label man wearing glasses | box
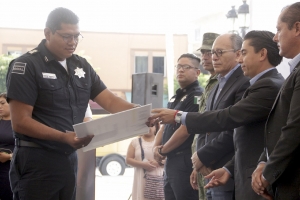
[150,33,250,200]
[153,53,203,200]
[6,7,138,200]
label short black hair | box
[281,2,300,30]
[177,53,201,67]
[244,30,282,67]
[46,7,79,33]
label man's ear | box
[196,68,201,76]
[260,48,268,61]
[295,22,300,36]
[44,28,52,41]
[235,50,241,62]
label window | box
[135,56,148,73]
[133,50,166,76]
[2,44,35,56]
[153,56,164,74]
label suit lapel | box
[213,66,243,109]
[207,83,218,111]
[268,64,299,118]
[243,69,279,99]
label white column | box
[165,32,174,99]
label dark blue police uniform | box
[6,39,106,200]
[162,80,203,200]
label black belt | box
[15,139,42,148]
[167,148,191,158]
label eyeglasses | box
[211,49,236,57]
[200,50,212,57]
[55,32,84,43]
[175,64,198,70]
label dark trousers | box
[0,161,13,200]
[164,152,198,200]
[9,147,77,200]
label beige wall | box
[0,28,188,93]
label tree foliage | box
[0,54,19,93]
[164,73,210,95]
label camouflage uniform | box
[191,32,219,200]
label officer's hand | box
[64,131,94,149]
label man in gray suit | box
[151,33,250,200]
[252,3,300,199]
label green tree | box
[163,73,211,104]
[170,73,210,94]
[0,54,19,93]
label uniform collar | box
[37,39,79,64]
[176,80,199,95]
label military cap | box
[197,32,220,51]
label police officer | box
[6,7,137,200]
[152,53,203,200]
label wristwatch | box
[174,111,183,124]
[158,146,167,156]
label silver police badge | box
[74,67,85,78]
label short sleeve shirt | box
[6,39,106,154]
[162,80,203,154]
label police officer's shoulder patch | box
[11,62,27,75]
[28,49,38,54]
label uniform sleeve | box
[80,58,107,100]
[6,56,38,106]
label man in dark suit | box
[151,33,250,200]
[198,31,284,200]
[252,3,300,200]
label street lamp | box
[226,6,238,34]
[238,0,250,38]
[226,0,250,38]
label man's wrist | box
[158,146,167,156]
[174,111,183,123]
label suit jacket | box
[186,69,284,199]
[189,66,250,192]
[193,66,249,169]
[259,62,300,199]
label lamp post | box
[226,0,250,38]
[238,0,250,38]
[226,6,238,34]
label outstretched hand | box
[147,108,177,124]
[204,168,230,189]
